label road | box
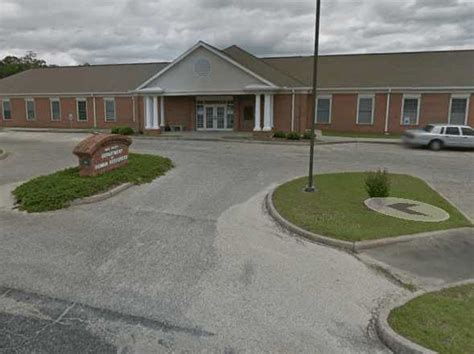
[0,131,472,352]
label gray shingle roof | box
[0,62,168,94]
[262,50,474,88]
[0,46,472,95]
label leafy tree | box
[0,51,48,78]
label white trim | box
[49,97,61,121]
[263,94,273,131]
[1,86,473,98]
[152,96,159,129]
[356,94,375,125]
[104,97,116,122]
[76,97,88,121]
[400,94,421,126]
[135,41,277,90]
[291,91,296,131]
[316,95,332,124]
[2,97,11,120]
[384,89,392,133]
[254,94,262,131]
[448,94,470,125]
[25,98,36,121]
[160,96,165,127]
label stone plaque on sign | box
[73,133,132,177]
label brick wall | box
[0,96,136,130]
[163,96,195,131]
[468,94,474,127]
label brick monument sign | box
[73,133,132,177]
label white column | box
[263,94,273,131]
[270,94,274,129]
[145,96,152,129]
[160,96,166,127]
[254,94,261,131]
[153,96,159,129]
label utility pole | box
[305,0,321,193]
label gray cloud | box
[0,0,472,65]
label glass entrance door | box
[203,105,229,130]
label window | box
[76,99,87,121]
[401,96,420,125]
[316,96,331,124]
[449,96,468,125]
[357,95,374,125]
[445,127,460,135]
[50,98,61,121]
[26,99,36,120]
[2,98,11,120]
[461,127,474,136]
[104,98,116,122]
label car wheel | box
[428,140,443,151]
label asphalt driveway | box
[0,131,473,352]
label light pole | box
[305,0,321,193]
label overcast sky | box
[0,0,473,65]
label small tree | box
[365,169,391,198]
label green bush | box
[365,169,391,198]
[286,132,301,140]
[303,130,313,140]
[273,131,287,139]
[111,126,134,135]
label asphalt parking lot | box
[0,131,473,352]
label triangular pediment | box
[137,42,276,94]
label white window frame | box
[2,98,11,120]
[25,98,36,121]
[356,94,375,125]
[316,95,332,124]
[50,98,61,121]
[400,94,421,126]
[104,98,116,122]
[448,94,470,125]
[76,98,88,121]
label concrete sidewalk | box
[1,127,401,145]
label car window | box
[440,127,445,134]
[445,127,460,135]
[422,125,434,132]
[461,128,474,136]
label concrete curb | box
[0,148,8,161]
[135,135,400,146]
[376,279,474,354]
[265,187,473,252]
[69,183,133,207]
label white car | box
[402,124,474,151]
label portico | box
[137,42,278,133]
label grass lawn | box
[272,173,471,241]
[389,284,474,353]
[13,153,173,213]
[322,131,402,139]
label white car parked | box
[402,124,474,151]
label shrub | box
[303,130,313,140]
[111,126,134,135]
[286,131,301,140]
[365,169,391,198]
[273,131,287,139]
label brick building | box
[0,42,473,134]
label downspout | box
[384,88,392,134]
[92,93,97,129]
[291,89,296,132]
